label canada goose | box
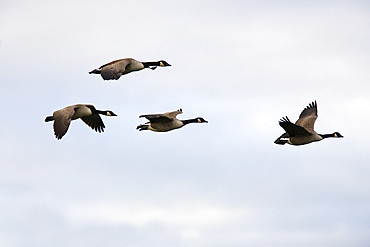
[89,58,171,80]
[274,101,343,145]
[136,108,208,132]
[45,104,117,140]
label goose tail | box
[136,124,149,131]
[274,138,288,145]
[45,116,54,122]
[89,69,101,74]
[274,133,289,145]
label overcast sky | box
[1,0,370,246]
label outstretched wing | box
[139,109,183,123]
[279,116,311,137]
[100,59,132,80]
[295,101,318,132]
[52,106,76,140]
[165,109,183,119]
[139,114,172,123]
[81,114,105,133]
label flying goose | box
[136,108,208,132]
[45,104,117,140]
[89,58,171,80]
[274,101,343,145]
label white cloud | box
[66,201,247,228]
[1,0,370,246]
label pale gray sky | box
[1,0,370,246]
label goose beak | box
[334,132,343,138]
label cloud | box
[66,201,246,228]
[1,1,370,247]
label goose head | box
[104,111,117,117]
[196,117,208,123]
[159,60,171,67]
[333,132,343,138]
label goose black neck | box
[142,61,160,68]
[85,105,99,114]
[95,110,108,115]
[181,118,198,125]
[319,133,335,139]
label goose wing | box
[81,114,105,133]
[295,101,318,132]
[164,109,183,119]
[279,117,311,137]
[139,113,173,123]
[100,59,132,80]
[140,109,182,123]
[52,106,76,139]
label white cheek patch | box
[197,119,201,123]
[159,61,164,66]
[107,112,112,116]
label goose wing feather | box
[165,110,183,119]
[139,114,173,123]
[139,110,182,123]
[81,115,105,133]
[279,117,311,137]
[52,106,76,139]
[100,59,132,80]
[295,101,318,132]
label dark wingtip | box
[307,100,317,109]
[279,116,290,123]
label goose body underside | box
[137,120,184,132]
[275,133,323,145]
[149,121,184,132]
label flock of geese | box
[45,57,343,145]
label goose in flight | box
[45,104,117,140]
[137,108,207,132]
[89,58,171,80]
[274,101,343,145]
